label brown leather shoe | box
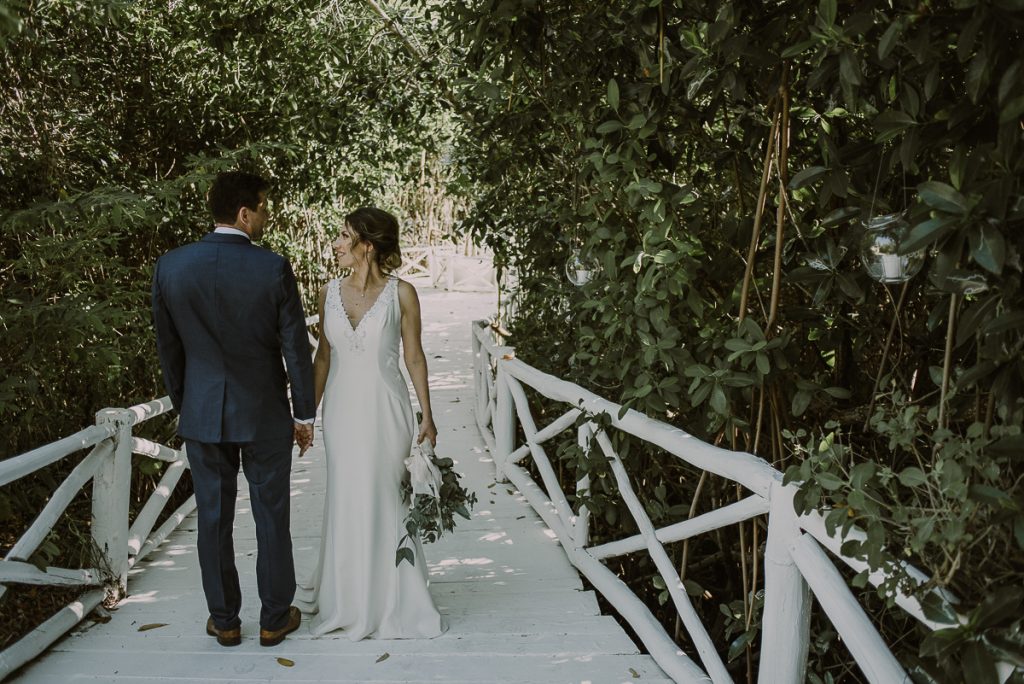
[206,617,241,647]
[259,606,301,647]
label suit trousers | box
[184,436,295,632]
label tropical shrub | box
[438,0,1024,679]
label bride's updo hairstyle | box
[345,207,403,273]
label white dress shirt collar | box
[213,225,251,241]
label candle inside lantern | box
[860,212,923,285]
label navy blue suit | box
[152,231,315,632]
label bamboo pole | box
[863,281,910,431]
[938,293,960,431]
[738,102,780,324]
[674,469,708,643]
[767,66,790,330]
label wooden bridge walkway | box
[13,283,669,683]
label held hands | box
[416,415,437,448]
[294,422,314,457]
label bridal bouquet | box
[396,439,477,566]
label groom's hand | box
[294,422,314,457]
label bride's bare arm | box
[313,284,331,412]
[398,280,436,445]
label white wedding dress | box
[296,276,445,639]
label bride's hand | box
[417,416,437,447]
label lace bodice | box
[325,277,398,354]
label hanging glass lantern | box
[565,248,600,287]
[859,212,924,284]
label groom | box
[151,171,315,647]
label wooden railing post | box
[574,422,593,547]
[471,322,487,419]
[429,246,440,285]
[758,480,812,683]
[93,408,133,598]
[494,362,515,484]
[446,253,456,291]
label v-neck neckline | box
[336,277,392,333]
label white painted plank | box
[53,630,641,657]
[24,676,676,684]
[18,651,667,683]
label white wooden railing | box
[393,244,497,291]
[470,319,1011,684]
[0,398,193,680]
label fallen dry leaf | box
[137,623,168,632]
[376,652,390,663]
[277,658,294,667]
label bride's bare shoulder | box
[394,278,421,309]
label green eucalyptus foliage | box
[439,0,1024,677]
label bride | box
[295,207,445,639]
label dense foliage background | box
[436,0,1024,680]
[3,0,1023,680]
[0,0,464,647]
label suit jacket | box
[151,232,315,443]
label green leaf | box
[755,352,770,375]
[989,434,1024,457]
[970,586,1024,629]
[873,110,917,131]
[971,221,1006,275]
[607,78,620,112]
[983,310,1024,335]
[792,390,812,417]
[626,113,647,130]
[986,632,1024,667]
[966,50,989,104]
[918,181,968,214]
[789,166,828,190]
[709,385,728,415]
[816,471,844,491]
[900,217,957,253]
[968,484,1016,510]
[395,546,415,567]
[596,120,623,134]
[818,0,837,27]
[898,467,927,487]
[921,626,967,658]
[781,38,819,59]
[919,594,960,627]
[727,629,756,662]
[821,206,859,227]
[961,640,1000,684]
[956,360,997,390]
[839,50,862,87]
[878,20,903,60]
[724,338,751,352]
[850,462,876,489]
[1000,94,1024,124]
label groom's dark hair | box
[208,171,270,224]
